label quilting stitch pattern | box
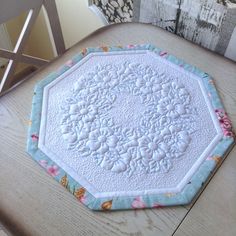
[60,62,197,176]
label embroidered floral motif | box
[60,63,197,176]
[87,128,118,153]
[157,82,190,119]
[68,101,97,122]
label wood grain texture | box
[0,223,11,236]
[173,149,236,236]
[0,23,235,236]
[0,230,8,236]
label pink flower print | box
[47,165,59,177]
[153,203,163,209]
[160,51,167,57]
[79,196,86,204]
[215,109,234,137]
[39,159,48,168]
[207,156,221,164]
[131,197,146,209]
[127,44,135,48]
[65,60,74,67]
[31,134,39,141]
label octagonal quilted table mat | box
[27,44,235,210]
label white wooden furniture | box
[0,23,235,236]
[0,0,65,94]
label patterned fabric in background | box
[91,0,133,22]
[90,0,236,62]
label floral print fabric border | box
[27,44,235,210]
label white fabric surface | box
[38,50,222,197]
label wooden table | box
[0,23,236,236]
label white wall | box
[5,0,104,61]
[55,0,105,49]
[0,24,12,66]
